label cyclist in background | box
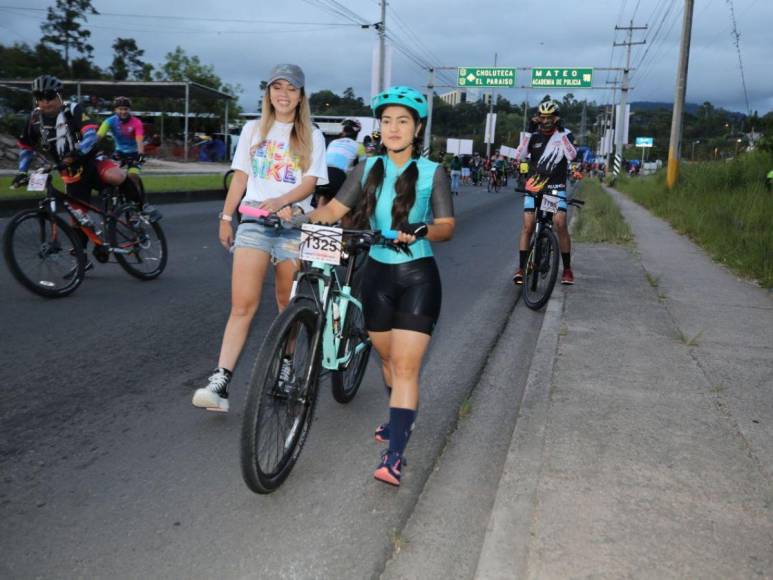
[96,96,157,216]
[513,99,577,285]
[316,118,365,206]
[12,75,144,254]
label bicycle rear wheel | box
[241,300,321,494]
[2,209,86,298]
[522,227,559,310]
[109,203,167,280]
[331,299,372,404]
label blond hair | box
[250,85,314,172]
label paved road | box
[0,184,539,579]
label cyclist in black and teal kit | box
[303,86,455,487]
[513,99,577,285]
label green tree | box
[110,38,151,81]
[40,0,99,69]
[155,46,221,87]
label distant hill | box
[630,101,747,120]
[630,101,700,113]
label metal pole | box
[423,67,435,156]
[667,0,695,189]
[76,82,81,105]
[378,0,386,93]
[184,83,190,162]
[522,96,528,132]
[224,98,230,162]
[486,52,497,157]
[614,21,647,176]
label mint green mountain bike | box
[240,217,400,494]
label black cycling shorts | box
[361,257,442,336]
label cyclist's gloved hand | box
[398,222,429,238]
[11,172,28,188]
[136,154,145,164]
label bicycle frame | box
[289,252,368,372]
[33,172,138,254]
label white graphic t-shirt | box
[232,120,328,213]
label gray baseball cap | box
[267,64,305,88]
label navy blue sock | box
[388,407,416,455]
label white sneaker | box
[192,368,231,412]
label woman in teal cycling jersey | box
[305,86,455,487]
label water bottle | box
[65,202,94,228]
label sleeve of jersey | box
[17,118,35,171]
[515,133,532,161]
[561,131,577,161]
[76,107,98,155]
[333,163,365,209]
[430,166,454,218]
[133,117,145,142]
[97,119,110,138]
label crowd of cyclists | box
[12,66,580,489]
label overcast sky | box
[4,0,771,115]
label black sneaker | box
[192,368,231,412]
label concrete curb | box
[0,189,224,217]
[474,289,565,580]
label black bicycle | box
[3,166,167,298]
[240,216,400,493]
[519,188,583,310]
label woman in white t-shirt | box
[192,64,328,412]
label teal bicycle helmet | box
[371,86,428,119]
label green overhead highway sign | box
[531,68,593,88]
[457,67,516,88]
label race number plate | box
[540,194,560,213]
[300,224,343,265]
[27,173,47,191]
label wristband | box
[219,212,232,222]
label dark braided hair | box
[352,109,425,229]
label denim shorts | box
[233,221,300,262]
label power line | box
[0,4,357,26]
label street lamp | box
[735,138,743,157]
[691,140,700,161]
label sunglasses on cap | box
[33,90,58,101]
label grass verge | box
[615,150,773,288]
[0,173,223,201]
[571,179,633,245]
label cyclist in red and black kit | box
[12,76,149,254]
[512,99,577,285]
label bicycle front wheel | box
[522,227,559,310]
[109,203,167,280]
[331,299,372,404]
[2,209,86,298]
[241,300,321,494]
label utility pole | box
[486,52,497,157]
[579,100,588,146]
[378,0,387,93]
[423,67,435,155]
[613,20,647,177]
[666,0,695,189]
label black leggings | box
[361,257,442,336]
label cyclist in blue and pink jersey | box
[97,97,144,160]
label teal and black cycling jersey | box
[335,155,454,265]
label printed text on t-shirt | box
[251,140,300,185]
